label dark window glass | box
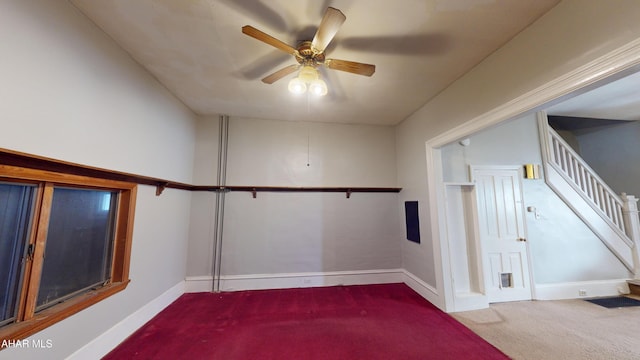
[0,183,35,326]
[36,188,118,310]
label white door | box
[472,166,532,303]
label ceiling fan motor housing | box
[296,41,325,66]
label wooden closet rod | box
[0,148,401,197]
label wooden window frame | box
[0,164,137,342]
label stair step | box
[627,280,640,296]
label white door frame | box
[424,39,640,312]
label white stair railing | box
[537,113,639,273]
[537,112,640,274]
[545,128,629,239]
[621,194,640,275]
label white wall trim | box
[185,275,214,293]
[66,281,185,360]
[188,270,447,311]
[534,279,629,300]
[450,293,489,313]
[425,146,449,311]
[205,269,404,292]
[402,270,440,307]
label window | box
[0,183,35,328]
[0,165,136,341]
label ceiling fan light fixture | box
[298,65,319,82]
[309,78,328,96]
[288,66,327,96]
[288,77,307,94]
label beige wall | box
[187,116,401,278]
[226,117,397,187]
[0,1,197,358]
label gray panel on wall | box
[404,201,420,243]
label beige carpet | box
[452,298,640,360]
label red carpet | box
[103,283,508,359]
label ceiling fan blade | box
[311,7,346,52]
[325,59,375,76]
[242,25,297,55]
[262,64,299,84]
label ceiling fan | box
[242,7,375,96]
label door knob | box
[517,238,527,242]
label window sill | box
[0,280,130,344]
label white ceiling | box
[546,69,640,121]
[70,0,561,125]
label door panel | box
[488,253,502,289]
[508,252,525,288]
[473,167,532,303]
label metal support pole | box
[212,115,229,292]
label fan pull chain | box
[307,134,310,167]
[306,93,311,167]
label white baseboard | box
[401,270,441,309]
[66,281,185,360]
[534,279,630,300]
[184,275,214,293]
[450,292,490,312]
[184,269,404,292]
[186,270,448,310]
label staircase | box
[537,113,640,274]
[629,280,640,296]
